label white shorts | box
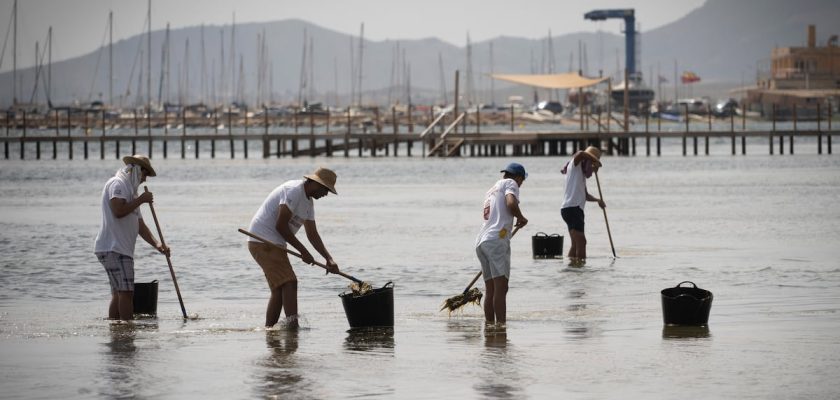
[476,239,511,280]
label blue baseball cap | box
[501,162,527,179]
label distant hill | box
[1,0,838,107]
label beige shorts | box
[248,242,297,289]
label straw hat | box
[122,154,156,176]
[583,146,602,167]
[304,167,338,194]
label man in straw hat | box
[94,154,170,321]
[560,146,606,262]
[475,162,529,325]
[247,167,340,328]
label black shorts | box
[561,207,585,232]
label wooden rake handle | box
[143,186,188,319]
[594,171,617,258]
[238,228,362,284]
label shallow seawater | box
[1,138,839,398]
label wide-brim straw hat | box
[122,154,156,176]
[583,146,602,167]
[304,167,338,194]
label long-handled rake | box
[441,227,520,313]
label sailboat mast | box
[47,26,52,106]
[109,10,113,106]
[298,28,306,106]
[184,38,190,105]
[357,23,364,107]
[489,41,495,106]
[147,0,151,111]
[230,13,235,104]
[12,0,17,104]
[200,24,206,105]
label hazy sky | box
[0,0,705,71]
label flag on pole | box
[681,71,701,84]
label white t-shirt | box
[94,177,142,257]
[248,180,314,246]
[562,159,588,209]
[475,178,520,246]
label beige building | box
[747,25,840,119]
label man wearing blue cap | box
[475,162,529,325]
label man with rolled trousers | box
[247,167,341,329]
[94,155,170,321]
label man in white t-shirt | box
[94,155,169,321]
[561,146,605,262]
[475,162,528,325]
[248,167,340,328]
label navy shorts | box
[561,207,585,232]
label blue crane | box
[584,9,638,81]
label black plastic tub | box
[532,232,564,259]
[661,281,713,326]
[339,282,394,328]
[133,280,158,316]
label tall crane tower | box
[584,8,638,81]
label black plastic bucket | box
[532,232,563,259]
[661,281,713,326]
[133,280,158,316]
[339,282,394,328]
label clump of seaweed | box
[440,287,483,313]
[348,281,373,296]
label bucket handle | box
[550,233,562,238]
[675,281,697,289]
[534,232,548,237]
[382,281,394,289]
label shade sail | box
[491,73,609,89]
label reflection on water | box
[564,289,597,340]
[343,327,395,354]
[99,322,153,399]
[662,325,712,339]
[445,319,484,346]
[475,326,521,399]
[256,329,307,398]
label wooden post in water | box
[212,108,218,158]
[791,104,796,155]
[828,100,833,155]
[83,111,89,160]
[5,111,10,160]
[817,102,822,154]
[100,110,106,160]
[309,112,315,157]
[778,104,784,155]
[228,110,234,159]
[243,107,249,159]
[163,108,168,159]
[345,108,351,158]
[181,109,186,159]
[263,107,269,159]
[770,104,776,155]
[730,109,736,155]
[683,104,689,156]
[53,109,58,159]
[68,110,74,160]
[21,110,27,160]
[392,106,399,157]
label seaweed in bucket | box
[348,281,373,296]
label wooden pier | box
[1,108,836,160]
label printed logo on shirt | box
[483,199,490,220]
[499,228,508,239]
